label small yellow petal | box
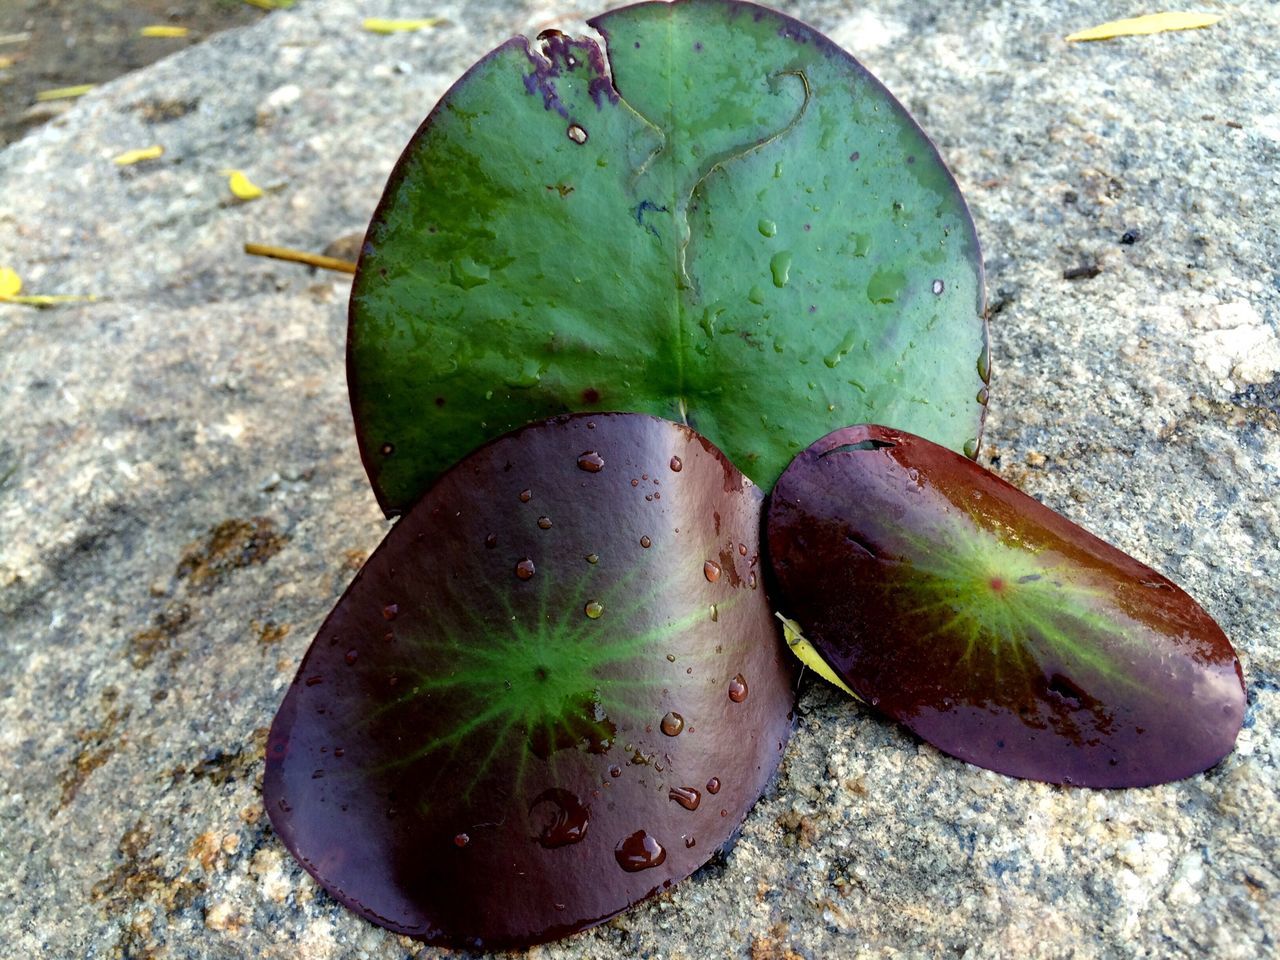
[113,145,164,166]
[0,267,22,299]
[1066,12,1222,42]
[223,169,264,201]
[776,613,862,700]
[0,56,13,70]
[35,83,96,102]
[362,17,446,35]
[140,25,190,39]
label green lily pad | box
[264,413,796,946]
[350,0,987,515]
[766,425,1246,787]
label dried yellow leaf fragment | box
[362,18,446,35]
[1066,12,1222,42]
[113,145,164,166]
[35,84,95,102]
[140,25,190,38]
[223,169,264,201]
[0,267,21,300]
[775,613,861,700]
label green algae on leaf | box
[765,424,1245,787]
[264,413,796,947]
[349,0,987,515]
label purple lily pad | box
[265,413,795,946]
[766,424,1245,787]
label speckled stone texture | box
[1,1,1276,957]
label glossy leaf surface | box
[350,0,987,515]
[766,425,1245,787]
[265,413,796,946]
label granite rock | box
[1,1,1277,957]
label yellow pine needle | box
[140,25,190,38]
[362,17,446,35]
[35,83,95,102]
[244,242,357,274]
[1066,12,1222,42]
[222,169,264,201]
[242,0,295,10]
[0,267,98,306]
[113,145,164,166]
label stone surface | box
[1,1,1276,957]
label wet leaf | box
[265,413,796,946]
[223,169,264,200]
[362,18,446,35]
[766,424,1245,787]
[1066,12,1222,42]
[112,145,164,166]
[350,0,987,515]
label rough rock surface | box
[1,1,1277,957]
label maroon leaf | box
[265,413,796,946]
[766,424,1245,787]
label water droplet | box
[311,769,324,779]
[584,600,604,619]
[851,233,871,257]
[567,123,588,144]
[709,604,718,622]
[660,711,684,737]
[770,251,792,288]
[454,832,470,848]
[382,603,398,621]
[537,516,553,529]
[518,488,532,502]
[748,285,765,305]
[728,674,748,702]
[976,386,989,405]
[705,777,721,795]
[666,654,676,662]
[684,836,696,849]
[379,442,395,457]
[963,438,979,460]
[515,558,536,580]
[577,451,605,472]
[669,786,701,810]
[484,533,498,549]
[932,278,945,295]
[345,649,359,666]
[305,675,323,686]
[758,218,777,237]
[610,765,622,778]
[531,788,590,848]
[669,456,682,472]
[615,830,666,872]
[748,571,758,590]
[977,342,991,383]
[585,553,599,564]
[704,560,722,583]
[640,536,652,549]
[738,543,747,556]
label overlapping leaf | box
[349,0,987,515]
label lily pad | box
[765,424,1245,787]
[264,413,796,946]
[350,0,987,515]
